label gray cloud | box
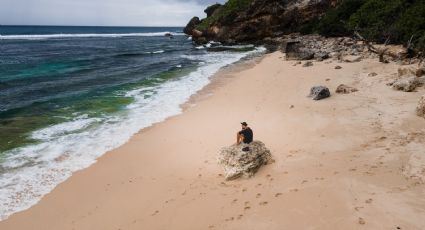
[0,0,226,26]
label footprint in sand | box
[244,201,250,206]
[256,193,262,198]
[301,180,308,184]
[354,206,364,211]
[259,201,268,206]
[242,188,248,192]
[232,199,238,204]
[290,188,299,192]
[275,193,283,197]
[365,198,373,204]
[237,214,244,220]
[358,217,366,225]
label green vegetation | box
[195,0,254,31]
[303,0,425,51]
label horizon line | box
[0,24,185,28]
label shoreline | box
[1,52,425,229]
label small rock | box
[289,105,294,109]
[336,84,358,94]
[416,94,425,118]
[303,61,313,67]
[335,66,342,69]
[391,76,420,92]
[343,55,362,63]
[309,86,330,100]
[368,72,378,77]
[416,68,425,77]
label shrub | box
[195,0,254,31]
[347,0,407,42]
[315,0,366,37]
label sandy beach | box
[1,51,425,229]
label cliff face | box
[184,0,339,44]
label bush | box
[315,0,366,37]
[395,1,425,50]
[195,0,253,31]
[347,0,407,42]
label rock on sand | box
[218,141,272,180]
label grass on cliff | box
[195,0,254,31]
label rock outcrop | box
[417,94,425,118]
[184,0,338,44]
[218,141,272,180]
[309,86,330,100]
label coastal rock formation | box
[309,86,330,100]
[218,141,272,180]
[184,0,338,44]
[417,95,425,118]
[336,84,358,94]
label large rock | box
[391,76,420,92]
[183,16,201,35]
[218,141,272,180]
[284,41,315,60]
[417,94,425,118]
[309,86,331,100]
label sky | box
[0,0,225,26]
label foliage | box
[195,0,254,31]
[315,0,366,36]
[347,0,407,42]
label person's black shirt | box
[239,128,253,144]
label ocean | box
[0,25,266,220]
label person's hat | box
[241,122,248,126]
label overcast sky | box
[0,0,225,26]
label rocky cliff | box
[184,0,339,44]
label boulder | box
[335,66,342,69]
[309,86,330,100]
[368,72,378,77]
[218,141,272,180]
[336,84,358,94]
[416,94,425,118]
[284,41,315,60]
[391,76,420,92]
[183,16,201,35]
